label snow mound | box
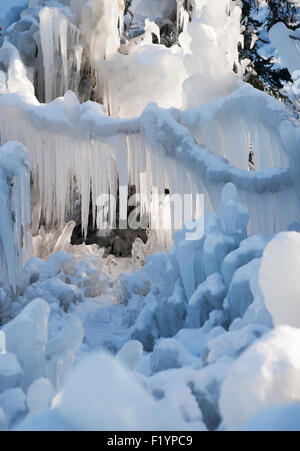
[220,326,300,430]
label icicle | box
[39,7,83,103]
[0,87,298,255]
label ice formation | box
[0,0,300,433]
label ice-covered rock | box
[27,378,55,415]
[220,326,300,430]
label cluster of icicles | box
[35,0,200,108]
[0,0,300,292]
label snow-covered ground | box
[0,0,300,432]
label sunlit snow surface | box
[0,0,300,432]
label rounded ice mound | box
[150,338,195,373]
[219,325,300,430]
[259,232,300,328]
[116,340,143,370]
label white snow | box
[220,325,300,430]
[0,0,300,433]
